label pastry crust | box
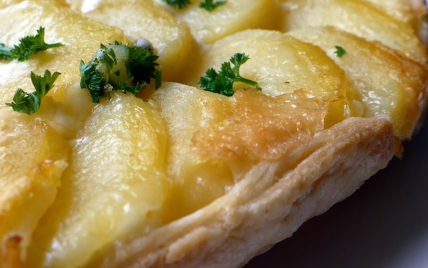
[86,116,394,268]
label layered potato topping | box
[0,0,427,267]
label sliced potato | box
[184,29,363,126]
[67,0,194,83]
[26,92,167,268]
[152,82,334,223]
[0,110,68,267]
[152,83,234,223]
[153,0,281,44]
[0,1,127,103]
[280,0,428,64]
[289,26,428,140]
[359,0,416,23]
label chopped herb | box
[80,42,161,103]
[198,53,261,96]
[334,46,347,58]
[162,0,191,8]
[155,67,163,90]
[127,45,159,84]
[6,70,61,115]
[117,82,146,95]
[1,27,64,62]
[199,0,226,11]
[0,43,14,60]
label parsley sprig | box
[334,46,347,58]
[0,27,64,62]
[80,42,161,103]
[199,0,226,11]
[6,70,61,115]
[198,53,261,96]
[162,0,191,8]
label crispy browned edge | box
[84,116,394,268]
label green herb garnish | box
[334,46,347,58]
[198,53,261,96]
[0,27,64,62]
[0,43,14,60]
[6,70,61,115]
[80,42,161,103]
[162,0,191,8]
[199,0,226,11]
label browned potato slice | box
[280,0,428,64]
[26,92,167,268]
[67,0,194,83]
[184,29,363,126]
[153,0,280,44]
[289,26,428,140]
[152,82,329,224]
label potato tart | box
[0,0,427,267]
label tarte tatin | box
[0,0,427,267]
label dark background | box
[244,115,428,268]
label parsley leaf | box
[6,70,61,115]
[80,42,161,103]
[199,0,226,11]
[79,58,108,103]
[334,46,347,58]
[7,27,64,62]
[162,0,191,8]
[198,53,261,96]
[0,43,14,60]
[127,45,159,84]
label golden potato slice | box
[152,83,234,223]
[153,82,332,224]
[153,0,280,44]
[0,110,68,267]
[26,92,167,268]
[0,1,127,103]
[289,26,428,140]
[280,0,428,64]
[67,0,194,82]
[184,29,363,127]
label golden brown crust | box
[85,116,394,268]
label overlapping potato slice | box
[0,110,68,267]
[184,29,363,127]
[152,82,332,223]
[280,0,428,64]
[0,2,126,266]
[0,1,127,102]
[289,26,428,141]
[66,0,193,82]
[152,83,234,223]
[26,92,167,268]
[359,0,416,23]
[152,0,280,44]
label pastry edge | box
[87,116,394,268]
